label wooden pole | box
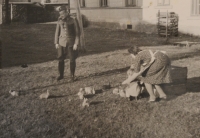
[10,3,13,22]
[158,10,160,36]
[74,0,86,52]
[166,10,168,41]
[68,0,70,13]
[4,0,10,24]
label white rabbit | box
[113,88,119,95]
[119,89,126,97]
[82,98,89,108]
[84,87,95,94]
[77,88,85,99]
[39,90,50,99]
[9,90,19,96]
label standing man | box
[55,5,80,82]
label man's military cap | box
[56,5,69,12]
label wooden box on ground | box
[161,66,187,95]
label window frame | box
[100,0,108,7]
[191,0,200,16]
[125,0,137,7]
[157,0,170,6]
[80,0,85,8]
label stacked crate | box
[157,11,179,37]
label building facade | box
[70,0,200,36]
[70,0,143,30]
[1,0,200,36]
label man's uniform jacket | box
[54,16,80,47]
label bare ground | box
[0,24,200,138]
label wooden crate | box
[162,84,187,95]
[170,66,187,84]
[161,66,188,95]
[157,11,179,37]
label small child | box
[125,68,145,100]
[126,68,158,99]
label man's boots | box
[69,61,76,82]
[57,61,64,81]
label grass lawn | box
[0,23,200,138]
[1,23,200,68]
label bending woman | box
[125,46,172,102]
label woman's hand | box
[122,72,140,84]
[122,80,129,85]
[55,44,59,49]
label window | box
[100,0,108,7]
[157,0,170,6]
[126,0,136,7]
[191,0,200,15]
[80,0,85,7]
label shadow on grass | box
[186,77,200,93]
[2,23,199,68]
[27,66,200,96]
[124,76,200,102]
[79,67,129,79]
[48,95,69,99]
[95,89,103,94]
[27,67,129,92]
[158,77,200,102]
[84,94,96,99]
[90,101,104,105]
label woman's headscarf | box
[128,46,141,55]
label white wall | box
[9,0,66,2]
[70,0,100,8]
[70,0,143,30]
[71,8,142,29]
[142,0,200,36]
[109,0,125,7]
[70,0,200,36]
